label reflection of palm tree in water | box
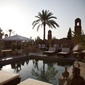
[26,60,29,65]
[31,60,58,83]
[33,59,39,70]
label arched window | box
[77,22,79,26]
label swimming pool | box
[0,59,73,85]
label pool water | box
[0,59,73,85]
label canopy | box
[0,34,34,41]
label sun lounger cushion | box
[18,78,52,85]
[58,52,69,54]
[73,52,79,54]
[0,70,20,85]
[44,51,55,53]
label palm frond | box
[32,19,40,25]
[32,22,39,29]
[72,30,85,49]
[37,24,41,31]
[48,20,59,27]
[48,16,57,20]
[35,16,40,19]
[46,22,52,28]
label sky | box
[0,0,85,40]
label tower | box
[48,30,52,40]
[74,18,82,35]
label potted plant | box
[17,41,22,55]
[11,42,17,55]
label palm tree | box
[32,10,59,40]
[0,28,4,36]
[7,29,15,37]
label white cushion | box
[44,51,55,53]
[58,52,69,54]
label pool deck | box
[0,51,77,65]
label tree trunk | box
[43,23,45,40]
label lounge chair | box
[58,48,70,57]
[0,70,21,85]
[72,44,83,57]
[43,47,56,55]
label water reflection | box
[0,59,72,85]
[32,59,39,70]
[11,62,21,73]
[31,60,58,84]
[10,60,28,73]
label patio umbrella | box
[0,34,34,41]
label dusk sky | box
[0,0,85,40]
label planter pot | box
[17,49,22,55]
[12,50,17,55]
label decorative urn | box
[62,65,69,79]
[70,62,85,85]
